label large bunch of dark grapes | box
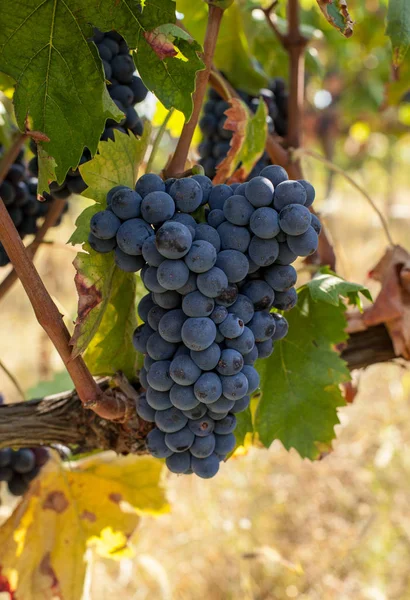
[29,28,148,199]
[0,147,67,266]
[199,79,288,180]
[0,447,49,496]
[89,164,321,479]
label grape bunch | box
[0,447,49,496]
[199,79,288,180]
[89,165,321,478]
[29,28,148,199]
[0,147,67,266]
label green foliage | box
[386,0,410,65]
[27,371,74,399]
[307,268,373,309]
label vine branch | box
[165,4,225,177]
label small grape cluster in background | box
[199,79,288,180]
[0,147,67,267]
[89,164,321,478]
[0,447,49,496]
[29,28,148,200]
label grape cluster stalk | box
[89,165,321,478]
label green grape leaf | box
[71,0,204,120]
[386,0,410,66]
[213,98,267,184]
[254,287,350,459]
[307,268,372,310]
[176,0,269,93]
[70,129,150,379]
[0,1,123,191]
[315,0,354,38]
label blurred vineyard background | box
[1,0,410,597]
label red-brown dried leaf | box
[144,29,177,60]
[213,98,249,184]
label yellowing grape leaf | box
[0,452,168,600]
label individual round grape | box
[0,467,13,482]
[170,355,201,386]
[230,395,251,413]
[144,355,155,370]
[197,267,228,299]
[214,433,236,456]
[132,323,154,353]
[111,188,142,219]
[142,236,165,267]
[194,223,221,252]
[217,222,250,252]
[146,387,172,410]
[221,373,248,400]
[245,176,274,207]
[166,451,191,474]
[141,191,175,226]
[219,314,244,339]
[184,240,217,274]
[242,280,274,310]
[190,343,221,371]
[182,291,214,317]
[136,394,156,422]
[146,429,173,458]
[228,295,254,324]
[287,226,319,256]
[256,338,274,358]
[157,259,189,290]
[169,178,203,212]
[248,236,279,267]
[116,219,153,255]
[173,345,190,358]
[182,404,207,420]
[217,349,244,376]
[275,241,298,265]
[188,416,215,437]
[147,305,167,331]
[210,305,228,325]
[110,84,134,106]
[88,233,116,253]
[146,360,173,391]
[243,344,258,365]
[190,434,216,458]
[241,365,260,394]
[158,309,187,343]
[215,283,238,307]
[171,213,196,238]
[272,313,289,340]
[8,476,28,496]
[194,372,223,404]
[274,180,307,211]
[214,414,236,435]
[138,293,154,322]
[146,332,177,360]
[130,75,148,103]
[156,222,192,259]
[225,326,255,355]
[298,179,315,207]
[279,204,311,236]
[310,213,321,235]
[0,448,12,468]
[140,367,148,388]
[176,272,197,295]
[259,164,289,187]
[170,385,200,410]
[264,264,297,292]
[273,287,298,311]
[208,410,229,421]
[181,317,216,351]
[207,209,226,228]
[223,195,254,226]
[191,454,220,479]
[155,406,188,433]
[135,173,166,197]
[248,311,275,342]
[215,250,249,283]
[192,174,213,204]
[143,266,166,293]
[249,207,280,239]
[165,426,195,453]
[215,330,224,344]
[247,257,260,274]
[114,249,144,272]
[11,449,36,474]
[153,290,181,309]
[90,210,121,239]
[208,184,233,210]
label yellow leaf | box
[0,452,169,600]
[153,101,202,144]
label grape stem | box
[0,134,132,421]
[146,107,175,173]
[165,4,225,177]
